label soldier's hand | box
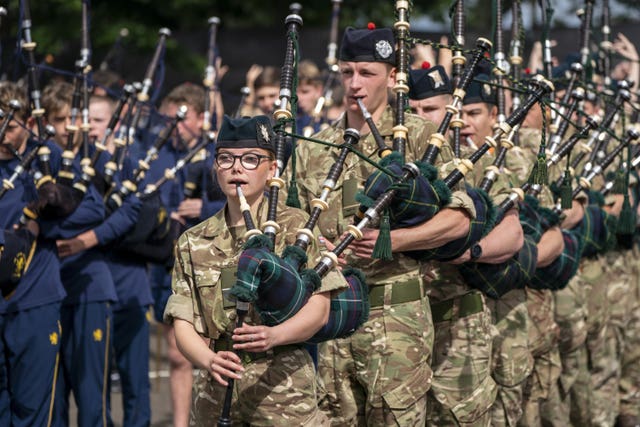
[320,236,347,268]
[232,324,276,353]
[56,230,98,258]
[210,351,244,386]
[177,198,203,219]
[349,228,379,259]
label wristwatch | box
[469,243,483,261]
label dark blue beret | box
[216,115,276,153]
[463,73,497,106]
[339,27,396,65]
[408,65,452,100]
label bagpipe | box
[217,8,365,425]
[224,8,369,343]
[302,0,343,137]
[460,112,599,298]
[451,0,466,157]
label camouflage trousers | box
[590,253,633,427]
[518,289,560,427]
[190,347,328,426]
[487,290,533,427]
[619,248,640,419]
[317,296,433,426]
[539,275,590,426]
[427,291,497,427]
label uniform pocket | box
[193,269,228,336]
[381,362,431,424]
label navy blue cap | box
[216,115,276,153]
[463,74,497,105]
[408,65,452,100]
[339,26,396,65]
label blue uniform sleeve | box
[93,193,142,245]
[39,185,106,240]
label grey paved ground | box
[70,320,175,426]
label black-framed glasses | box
[215,152,272,170]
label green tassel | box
[560,171,573,209]
[613,170,627,195]
[617,196,636,236]
[372,210,393,261]
[533,154,548,185]
[286,178,301,208]
[526,162,538,186]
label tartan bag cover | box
[405,186,496,262]
[459,234,538,299]
[355,152,451,228]
[529,228,583,290]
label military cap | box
[339,25,396,65]
[463,73,497,106]
[408,64,452,100]
[216,115,276,153]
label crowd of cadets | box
[0,18,639,427]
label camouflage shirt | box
[295,105,474,284]
[164,196,347,339]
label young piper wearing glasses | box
[164,115,346,425]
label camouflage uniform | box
[164,197,346,426]
[619,245,640,422]
[423,144,520,427]
[482,141,534,427]
[505,129,563,427]
[589,249,633,427]
[296,106,473,425]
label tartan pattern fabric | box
[529,229,583,290]
[518,195,561,243]
[307,267,370,343]
[574,204,617,258]
[356,152,451,228]
[405,186,495,262]
[229,246,316,326]
[459,235,538,299]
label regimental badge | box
[93,328,103,342]
[375,40,393,59]
[428,70,445,89]
[483,83,492,97]
[49,331,58,346]
[12,252,26,280]
[258,123,270,144]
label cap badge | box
[428,70,444,89]
[375,40,393,59]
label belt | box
[368,277,424,308]
[213,339,301,364]
[430,291,484,323]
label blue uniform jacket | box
[0,139,66,313]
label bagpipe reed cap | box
[586,115,599,129]
[208,16,221,26]
[159,28,172,37]
[344,128,360,144]
[476,37,492,50]
[8,99,21,111]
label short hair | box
[161,83,205,115]
[0,81,28,121]
[298,60,322,86]
[90,94,116,112]
[91,69,123,94]
[254,66,281,91]
[42,81,73,117]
